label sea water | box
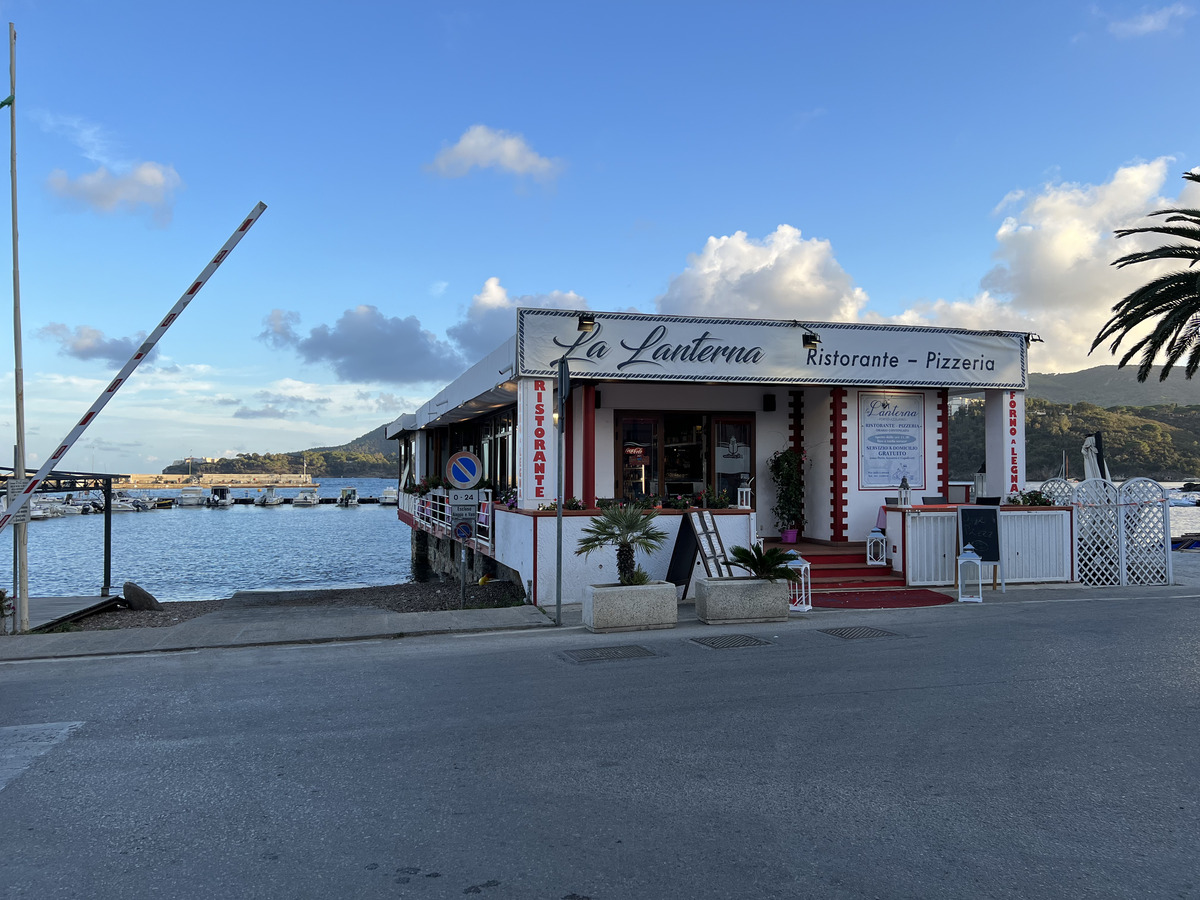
[1,478,413,602]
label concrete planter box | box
[583,581,678,633]
[695,576,789,625]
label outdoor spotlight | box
[577,313,596,332]
[802,332,820,349]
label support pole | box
[7,23,27,631]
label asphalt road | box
[2,594,1198,899]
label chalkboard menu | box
[958,506,1001,563]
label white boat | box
[44,499,82,516]
[337,487,359,507]
[380,486,399,506]
[177,485,206,507]
[292,487,320,507]
[29,498,64,519]
[255,486,284,507]
[206,486,234,508]
[115,490,158,512]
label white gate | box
[1051,476,1172,587]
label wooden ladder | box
[689,510,734,577]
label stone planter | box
[695,576,789,625]
[583,581,678,633]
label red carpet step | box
[811,589,955,610]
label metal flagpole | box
[0,201,267,539]
[7,22,28,632]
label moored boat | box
[206,486,234,508]
[292,487,320,507]
[380,486,398,506]
[177,485,206,507]
[254,486,284,507]
[337,487,359,507]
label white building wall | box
[510,509,757,606]
[801,389,834,542]
[840,388,944,542]
[985,388,1026,499]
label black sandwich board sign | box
[665,510,735,599]
[957,505,1006,591]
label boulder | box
[122,581,163,611]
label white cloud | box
[1108,3,1193,37]
[47,161,183,227]
[446,276,587,358]
[655,225,869,322]
[645,161,1196,375]
[880,158,1189,373]
[428,124,562,181]
[33,112,122,168]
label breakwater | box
[118,473,317,489]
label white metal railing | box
[407,488,494,551]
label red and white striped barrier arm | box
[0,201,267,534]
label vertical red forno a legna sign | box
[1008,390,1020,494]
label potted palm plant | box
[575,506,677,633]
[768,447,805,542]
[695,543,800,624]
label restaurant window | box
[481,407,515,492]
[713,417,753,497]
[616,412,754,501]
[620,416,659,501]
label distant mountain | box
[161,423,398,477]
[302,424,394,457]
[1028,366,1199,406]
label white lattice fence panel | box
[1073,479,1121,586]
[1039,477,1074,506]
[1119,478,1170,586]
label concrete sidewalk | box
[0,595,559,662]
[2,552,1196,663]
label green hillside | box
[161,424,398,478]
[949,399,1200,481]
[1028,366,1200,406]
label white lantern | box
[786,554,811,612]
[957,544,984,603]
[898,476,912,508]
[866,527,887,566]
[736,485,752,509]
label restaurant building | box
[388,308,1035,603]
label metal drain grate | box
[691,634,773,650]
[818,626,901,640]
[563,645,656,663]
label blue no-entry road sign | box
[446,451,483,489]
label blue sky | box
[0,1,1196,474]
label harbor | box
[1,477,410,604]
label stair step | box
[807,564,896,579]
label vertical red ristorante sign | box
[531,379,549,499]
[1008,390,1020,494]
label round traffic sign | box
[454,521,473,541]
[446,451,483,489]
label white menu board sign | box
[859,391,925,489]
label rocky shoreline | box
[74,580,526,631]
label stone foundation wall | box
[411,530,524,596]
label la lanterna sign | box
[517,309,1027,389]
